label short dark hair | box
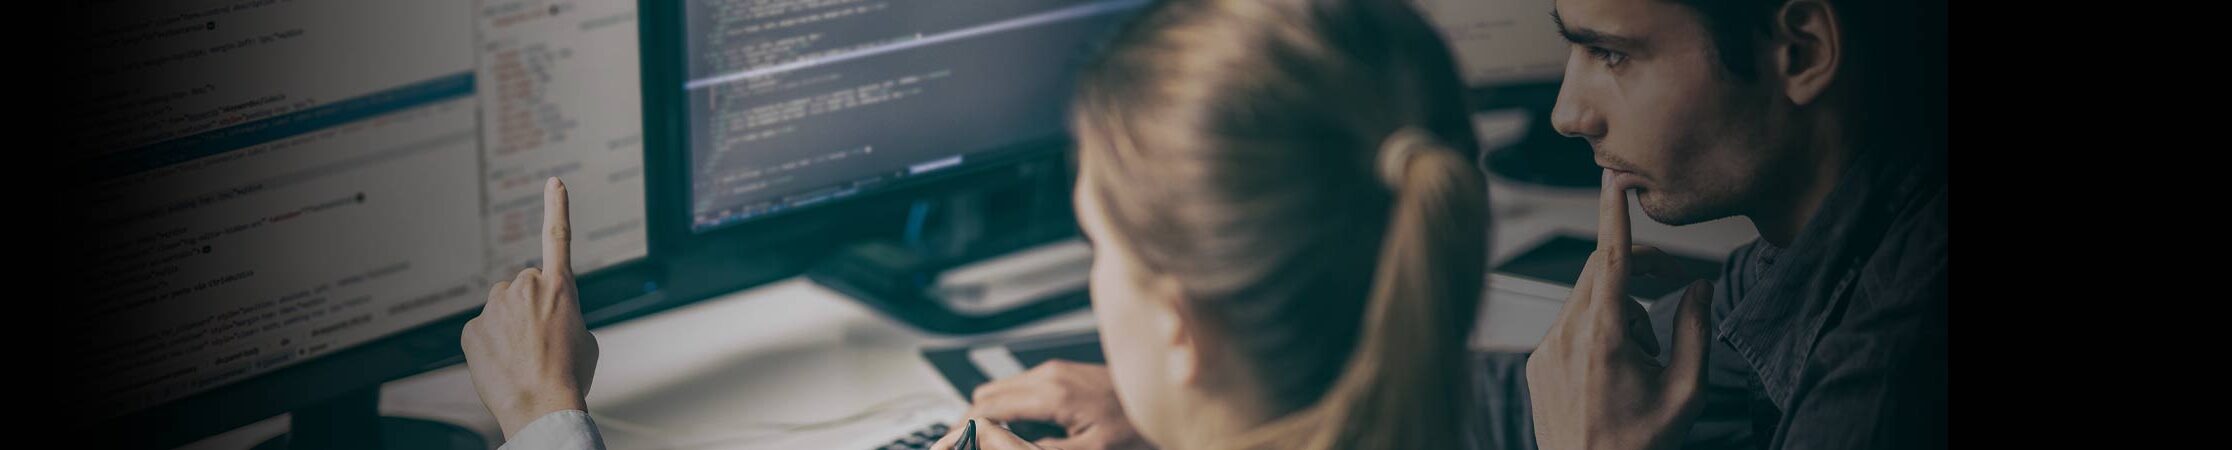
[1668,0,1943,82]
[1664,0,1782,82]
[1670,0,1946,142]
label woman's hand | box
[932,419,1049,450]
[462,178,601,439]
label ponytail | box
[1222,128,1488,450]
[1068,0,1490,446]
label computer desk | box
[177,115,1763,450]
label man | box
[966,0,1945,448]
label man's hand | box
[462,178,601,439]
[1524,171,1712,450]
[962,361,1153,450]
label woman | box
[935,0,1486,448]
[463,0,1489,449]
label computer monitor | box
[65,0,657,448]
[639,0,1149,331]
[1414,0,1568,87]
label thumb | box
[975,419,1048,450]
[1663,280,1714,401]
[1027,428,1111,450]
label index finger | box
[1598,169,1632,253]
[1589,170,1638,332]
[967,382,1063,425]
[542,177,573,275]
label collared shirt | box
[1471,146,1948,450]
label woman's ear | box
[1142,274,1204,387]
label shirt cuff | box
[499,409,607,450]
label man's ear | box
[1772,0,1842,106]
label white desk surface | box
[177,123,1761,450]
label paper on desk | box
[1412,0,1568,86]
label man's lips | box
[1602,167,1643,190]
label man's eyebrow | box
[1551,10,1644,50]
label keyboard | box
[870,422,952,450]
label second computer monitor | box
[675,0,1147,232]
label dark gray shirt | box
[1472,148,1947,450]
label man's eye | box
[1588,47,1628,68]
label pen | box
[959,419,978,450]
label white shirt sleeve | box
[498,410,607,450]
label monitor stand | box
[808,157,1089,334]
[252,386,485,450]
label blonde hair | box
[1071,0,1488,448]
